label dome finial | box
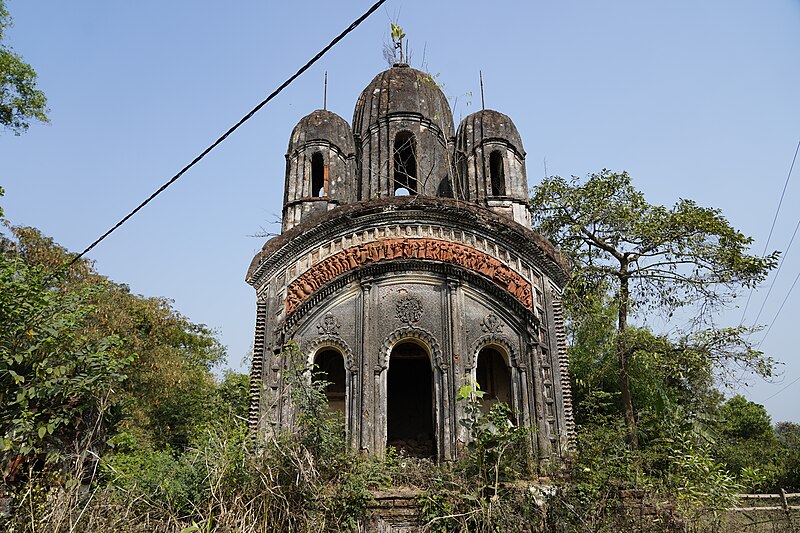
[480,70,486,111]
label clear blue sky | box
[2,1,799,422]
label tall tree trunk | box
[617,269,638,449]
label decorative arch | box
[468,334,518,370]
[305,335,356,373]
[378,326,443,371]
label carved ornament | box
[285,237,533,314]
[481,312,504,334]
[395,295,423,324]
[316,313,340,335]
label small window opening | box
[489,150,505,196]
[476,347,512,415]
[311,152,326,197]
[393,131,418,195]
[313,349,346,414]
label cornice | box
[246,196,569,287]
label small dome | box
[352,64,454,138]
[287,109,355,155]
[456,110,524,155]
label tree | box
[0,251,130,481]
[531,170,777,448]
[776,422,800,490]
[5,224,226,450]
[0,0,48,134]
[713,395,781,491]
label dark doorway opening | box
[387,341,434,457]
[313,349,346,414]
[476,347,512,415]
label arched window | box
[312,348,345,414]
[476,346,512,415]
[311,152,326,197]
[393,131,417,195]
[489,150,505,196]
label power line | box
[738,138,800,325]
[758,268,800,346]
[65,0,387,270]
[762,373,800,402]
[750,216,800,327]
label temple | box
[246,63,575,463]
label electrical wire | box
[762,373,800,402]
[758,268,800,346]
[750,216,800,327]
[64,0,387,270]
[738,138,800,325]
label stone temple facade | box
[246,64,575,463]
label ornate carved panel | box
[395,294,423,324]
[316,312,341,335]
[480,312,504,334]
[285,237,533,314]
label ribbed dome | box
[352,65,454,138]
[287,109,355,155]
[456,109,524,155]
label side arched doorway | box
[312,348,346,415]
[387,341,435,457]
[475,346,512,415]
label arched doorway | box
[312,348,346,414]
[476,346,512,415]
[387,341,434,457]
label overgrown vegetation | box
[530,171,798,531]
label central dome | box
[352,64,454,138]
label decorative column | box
[445,278,462,458]
[358,277,374,454]
[527,320,549,460]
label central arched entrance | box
[387,341,435,457]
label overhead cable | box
[65,0,387,269]
[738,138,800,325]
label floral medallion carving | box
[316,312,340,335]
[481,312,503,334]
[395,294,423,324]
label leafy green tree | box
[6,225,226,450]
[531,170,777,448]
[776,422,800,490]
[0,253,130,480]
[0,0,48,134]
[714,395,780,491]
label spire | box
[480,70,485,111]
